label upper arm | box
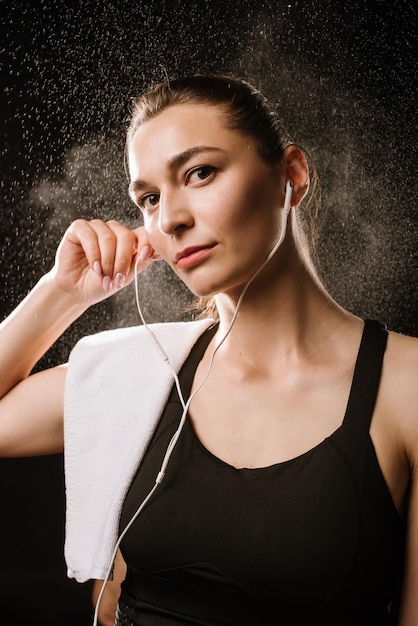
[391,334,418,623]
[0,364,67,457]
[398,462,418,624]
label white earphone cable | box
[92,180,293,625]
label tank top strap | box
[342,319,388,430]
[179,323,219,394]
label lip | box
[174,244,217,269]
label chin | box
[178,278,220,299]
[176,263,253,300]
[171,269,216,298]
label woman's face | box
[128,103,286,298]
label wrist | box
[39,271,90,319]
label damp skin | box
[0,3,416,621]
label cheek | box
[223,178,277,233]
[143,220,163,253]
[144,221,175,266]
[142,213,157,240]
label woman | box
[0,75,416,625]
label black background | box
[0,0,416,623]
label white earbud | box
[283,179,293,216]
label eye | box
[185,165,216,185]
[138,193,160,212]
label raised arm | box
[0,219,155,457]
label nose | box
[158,188,194,236]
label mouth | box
[174,244,217,269]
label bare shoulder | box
[387,329,418,368]
[385,330,418,392]
[384,330,418,461]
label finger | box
[131,226,160,269]
[105,220,140,287]
[65,219,103,273]
[84,219,120,282]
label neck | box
[212,243,354,370]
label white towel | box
[64,319,213,582]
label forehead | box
[131,103,230,143]
[127,103,249,177]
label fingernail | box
[139,245,151,262]
[102,276,112,292]
[93,261,102,276]
[115,273,125,288]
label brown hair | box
[127,74,320,318]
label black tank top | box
[117,320,404,625]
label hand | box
[48,219,159,306]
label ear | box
[283,145,310,206]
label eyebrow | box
[129,145,224,195]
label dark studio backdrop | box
[0,0,416,623]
